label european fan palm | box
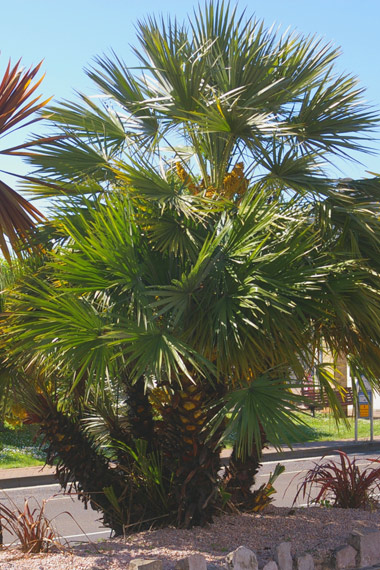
[5,184,380,528]
[3,2,380,530]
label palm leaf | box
[210,373,308,459]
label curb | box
[0,472,57,489]
[262,440,380,462]
[219,438,380,466]
[0,466,57,490]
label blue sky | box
[2,0,380,193]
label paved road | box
[2,447,380,546]
[256,449,380,507]
[0,483,111,547]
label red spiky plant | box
[0,58,58,262]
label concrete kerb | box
[2,438,380,489]
[0,465,56,489]
[261,437,380,462]
[219,438,380,466]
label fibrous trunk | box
[156,377,225,528]
[36,403,127,534]
[223,427,267,510]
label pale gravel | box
[1,506,380,570]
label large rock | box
[262,561,278,570]
[296,554,314,570]
[226,546,258,570]
[334,545,357,569]
[348,528,380,567]
[176,554,207,570]
[129,560,163,570]
[274,542,292,570]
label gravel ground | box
[0,506,379,570]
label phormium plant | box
[294,450,380,509]
[0,497,58,553]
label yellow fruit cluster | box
[222,162,248,198]
[6,403,29,426]
[175,161,248,200]
[175,162,198,193]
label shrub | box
[0,497,58,553]
[294,450,380,509]
[251,463,285,512]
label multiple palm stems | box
[2,2,380,532]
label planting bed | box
[1,505,380,569]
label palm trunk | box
[123,375,155,445]
[27,393,162,535]
[36,403,128,534]
[157,377,225,528]
[223,426,267,510]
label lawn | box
[294,412,380,442]
[0,423,45,469]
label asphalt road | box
[256,450,380,507]
[0,483,111,547]
[2,448,380,546]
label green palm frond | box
[45,95,127,145]
[22,1,378,204]
[210,373,308,459]
[26,136,118,183]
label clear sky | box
[2,0,380,193]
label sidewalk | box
[1,437,380,489]
[261,435,380,462]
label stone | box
[312,553,333,570]
[176,554,207,570]
[334,545,357,569]
[296,554,314,570]
[129,560,163,570]
[226,546,259,570]
[262,562,278,570]
[348,527,380,567]
[274,543,292,570]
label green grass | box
[0,423,45,469]
[223,412,380,448]
[293,412,380,443]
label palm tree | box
[4,2,380,529]
[5,181,380,527]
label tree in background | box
[3,2,380,531]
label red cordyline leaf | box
[0,497,57,553]
[0,57,61,263]
[0,60,51,134]
[293,450,380,509]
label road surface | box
[1,448,380,546]
[256,450,380,507]
[0,483,111,547]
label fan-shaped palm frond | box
[210,374,307,459]
[22,2,378,204]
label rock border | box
[128,527,380,570]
